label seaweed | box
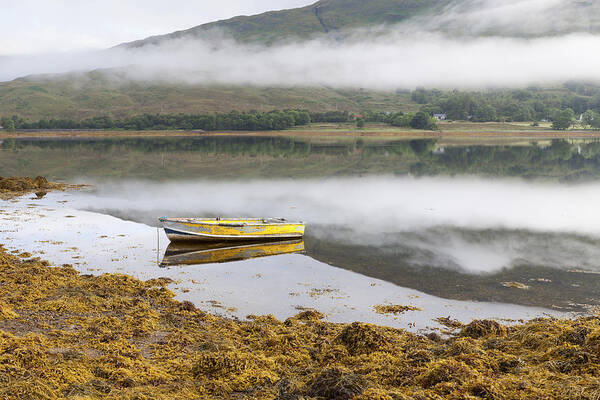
[0,176,84,200]
[0,243,600,399]
[373,305,422,315]
[306,367,367,400]
[460,320,507,339]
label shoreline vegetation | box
[2,98,600,135]
[2,121,600,141]
[1,181,600,399]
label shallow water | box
[2,136,600,331]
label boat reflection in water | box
[160,239,305,267]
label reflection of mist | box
[74,176,600,275]
[310,226,600,275]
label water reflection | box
[3,136,600,180]
[160,239,305,267]
[305,229,600,312]
[71,176,600,312]
[3,191,563,332]
[2,136,600,327]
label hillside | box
[121,0,451,47]
[122,0,600,48]
[0,71,417,120]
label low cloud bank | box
[2,32,600,89]
[419,0,600,38]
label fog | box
[418,0,600,37]
[2,0,599,88]
[74,177,600,274]
[2,32,599,89]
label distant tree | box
[294,111,311,125]
[552,109,575,130]
[583,110,596,127]
[4,119,15,132]
[593,116,600,130]
[439,92,472,120]
[410,111,437,130]
[473,104,497,122]
[391,112,412,127]
[512,106,533,122]
[584,110,600,130]
[511,89,533,101]
[356,118,365,129]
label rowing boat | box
[159,217,305,242]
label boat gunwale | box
[159,217,304,227]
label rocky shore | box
[0,176,83,200]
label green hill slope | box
[121,0,600,48]
[0,72,416,120]
[122,0,450,47]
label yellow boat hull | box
[159,217,305,242]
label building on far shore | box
[433,114,447,120]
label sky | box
[0,0,313,55]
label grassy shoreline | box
[2,122,600,140]
[1,181,600,399]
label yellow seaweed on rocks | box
[2,244,600,399]
[0,176,83,200]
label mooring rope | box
[156,225,160,267]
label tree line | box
[1,109,442,132]
[7,86,600,133]
[0,110,311,132]
[410,84,600,130]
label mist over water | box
[77,176,600,275]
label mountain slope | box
[0,71,417,120]
[121,0,600,48]
[122,0,449,47]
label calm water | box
[3,136,600,332]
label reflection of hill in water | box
[4,136,600,180]
[304,229,600,312]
